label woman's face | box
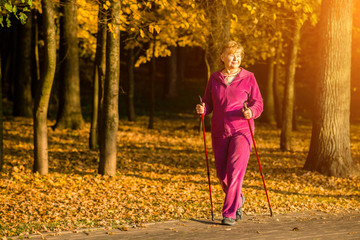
[221,49,242,71]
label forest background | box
[0,0,360,238]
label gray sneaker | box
[236,195,245,221]
[222,217,236,226]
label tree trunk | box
[164,46,177,98]
[304,0,359,177]
[205,0,231,74]
[54,0,84,130]
[97,16,107,149]
[14,12,33,117]
[148,40,156,129]
[177,46,185,86]
[127,48,136,122]
[274,40,283,128]
[90,2,107,150]
[33,12,40,83]
[90,66,100,149]
[33,0,56,175]
[292,93,298,131]
[0,55,3,172]
[263,55,276,124]
[280,21,301,151]
[6,23,19,101]
[202,0,232,131]
[98,0,121,176]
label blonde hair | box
[219,41,245,65]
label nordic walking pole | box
[199,96,214,221]
[244,102,273,217]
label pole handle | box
[199,95,203,105]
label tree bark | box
[14,12,33,117]
[304,0,359,177]
[33,12,40,84]
[205,0,231,74]
[280,21,301,151]
[263,55,276,124]
[127,48,136,122]
[54,0,84,130]
[90,2,107,150]
[33,0,56,175]
[177,46,185,86]
[274,40,283,128]
[202,0,232,131]
[164,46,177,98]
[148,40,156,129]
[90,65,100,149]
[98,0,121,176]
[292,93,298,131]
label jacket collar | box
[214,68,252,85]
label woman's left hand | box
[243,108,252,119]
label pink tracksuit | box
[202,68,263,219]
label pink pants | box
[212,131,252,219]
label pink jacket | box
[202,68,263,138]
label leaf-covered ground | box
[1,116,360,237]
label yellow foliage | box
[140,29,145,38]
[130,3,138,11]
[123,0,209,67]
[77,0,98,58]
[154,24,161,34]
[232,14,238,22]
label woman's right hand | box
[196,103,205,115]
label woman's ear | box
[220,54,224,62]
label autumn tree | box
[33,0,56,175]
[0,0,33,172]
[229,1,318,132]
[232,1,280,124]
[98,0,121,176]
[126,47,137,121]
[280,19,301,151]
[74,0,104,149]
[274,38,284,128]
[262,54,276,124]
[123,0,207,128]
[164,46,177,98]
[54,0,84,130]
[90,1,107,149]
[148,33,156,129]
[201,0,231,76]
[117,0,214,127]
[304,0,360,177]
[13,11,33,117]
[277,0,319,151]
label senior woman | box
[196,41,263,226]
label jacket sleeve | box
[248,74,263,119]
[202,75,213,115]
